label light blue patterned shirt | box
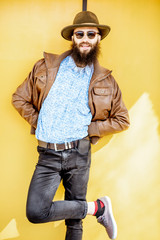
[35,55,93,143]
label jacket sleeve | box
[12,62,39,128]
[88,79,130,137]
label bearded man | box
[12,11,130,240]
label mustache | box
[79,42,92,47]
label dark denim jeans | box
[26,138,91,240]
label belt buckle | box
[65,142,72,150]
[54,143,64,152]
[54,142,72,152]
[68,142,72,149]
[65,142,68,150]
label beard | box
[70,40,100,67]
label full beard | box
[70,41,100,67]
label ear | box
[71,35,74,42]
[98,34,101,42]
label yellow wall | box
[0,0,160,239]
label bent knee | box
[26,206,45,223]
[26,210,41,223]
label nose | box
[82,33,88,41]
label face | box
[72,27,101,54]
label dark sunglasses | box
[73,31,100,39]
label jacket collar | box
[43,50,111,78]
[43,50,72,69]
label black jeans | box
[26,138,91,240]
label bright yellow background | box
[0,0,160,239]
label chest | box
[48,66,91,102]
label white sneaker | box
[97,196,117,239]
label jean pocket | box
[76,138,91,155]
[75,139,91,168]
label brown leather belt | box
[38,140,79,151]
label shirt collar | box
[67,55,93,76]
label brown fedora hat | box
[61,11,111,41]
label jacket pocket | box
[93,87,113,119]
[32,71,47,109]
[94,87,111,96]
[35,71,47,89]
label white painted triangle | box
[0,219,19,240]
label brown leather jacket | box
[12,50,130,144]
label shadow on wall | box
[87,92,160,240]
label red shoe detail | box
[93,201,98,216]
[100,200,104,208]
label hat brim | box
[61,23,111,41]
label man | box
[12,11,129,240]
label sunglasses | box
[73,31,100,39]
